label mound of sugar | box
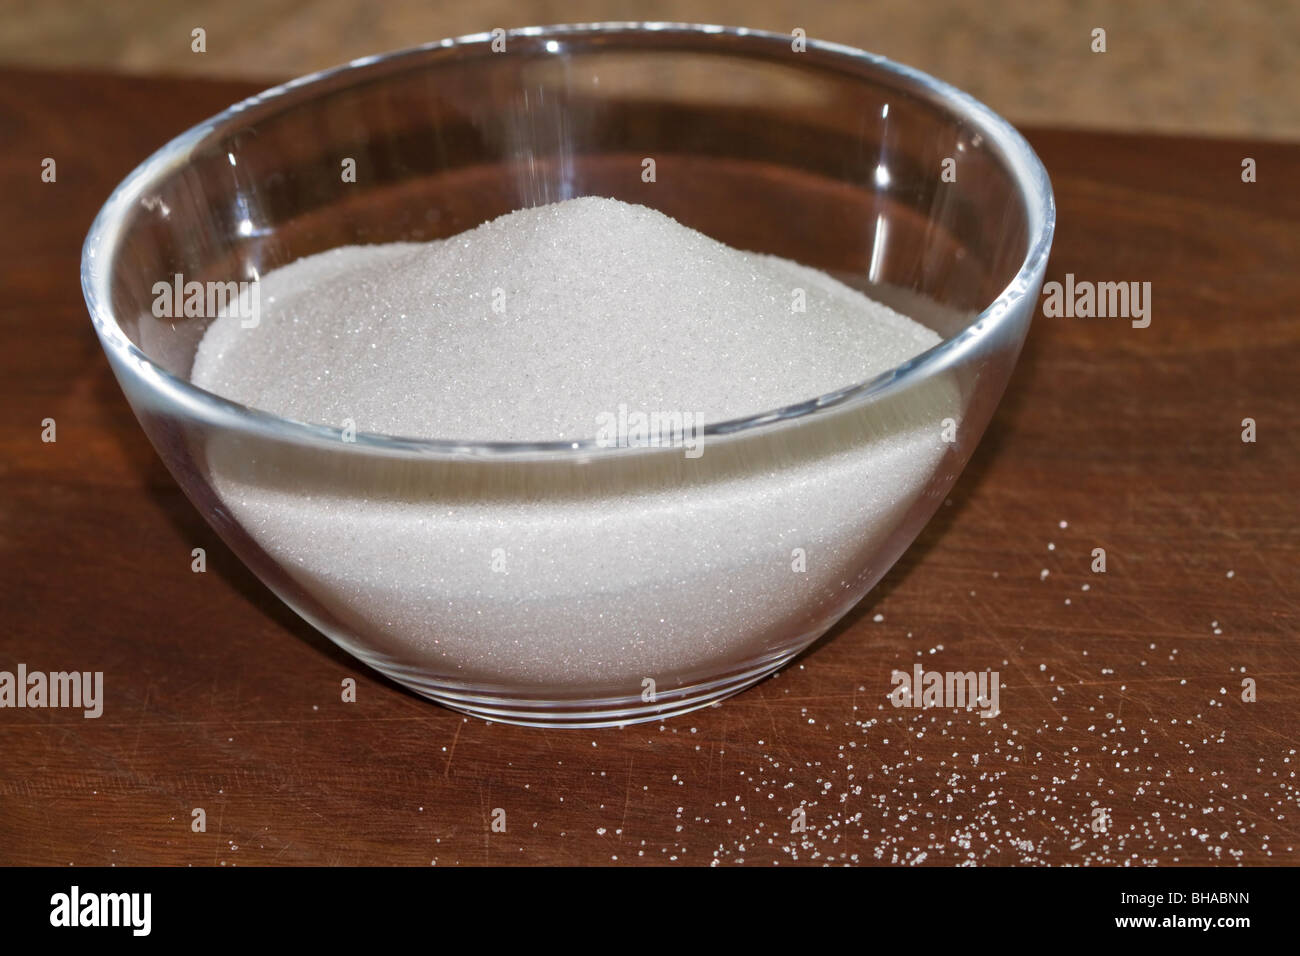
[189,197,955,695]
[192,196,939,441]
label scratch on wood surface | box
[619,756,634,833]
[444,719,463,779]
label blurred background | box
[2,0,1295,140]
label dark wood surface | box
[1,68,1296,866]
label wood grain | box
[2,1,1297,140]
[0,68,1296,866]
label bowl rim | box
[81,21,1056,462]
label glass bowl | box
[81,23,1054,728]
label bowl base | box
[372,648,802,729]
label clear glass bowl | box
[82,23,1054,728]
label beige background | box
[2,0,1295,140]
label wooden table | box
[1,68,1296,866]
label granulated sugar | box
[190,197,955,690]
[193,197,939,440]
